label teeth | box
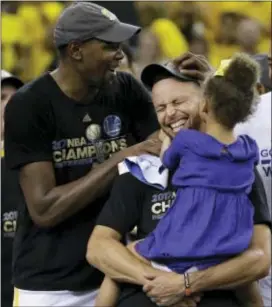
[170,119,186,128]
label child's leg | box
[234,282,263,307]
[95,276,120,307]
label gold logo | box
[101,8,117,21]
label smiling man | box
[3,2,162,306]
[142,64,202,135]
[87,62,271,307]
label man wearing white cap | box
[1,70,23,144]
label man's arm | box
[4,90,161,228]
[190,224,271,293]
[87,225,160,285]
[86,173,165,284]
[143,224,271,303]
[189,167,272,292]
[19,139,161,228]
[189,168,271,293]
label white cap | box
[1,70,24,88]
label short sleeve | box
[249,167,271,229]
[4,90,54,170]
[126,74,159,141]
[95,173,145,236]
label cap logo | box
[101,8,117,21]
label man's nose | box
[115,48,124,61]
[166,104,176,118]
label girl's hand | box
[160,130,172,160]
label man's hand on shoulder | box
[123,139,162,157]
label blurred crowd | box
[1,1,271,82]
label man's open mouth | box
[170,119,187,133]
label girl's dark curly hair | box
[204,53,260,129]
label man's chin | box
[104,71,118,85]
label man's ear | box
[67,41,83,61]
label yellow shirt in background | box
[1,13,29,74]
[17,2,64,81]
[150,18,189,59]
[242,2,271,29]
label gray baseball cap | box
[54,2,141,48]
[141,62,200,89]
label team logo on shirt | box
[150,191,176,220]
[103,115,121,137]
[51,116,126,168]
[260,148,271,177]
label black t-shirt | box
[96,170,271,301]
[4,72,159,291]
[1,157,21,307]
[97,170,271,240]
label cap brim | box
[1,76,24,89]
[141,63,198,89]
[96,21,141,43]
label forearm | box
[190,248,269,294]
[147,130,159,140]
[87,237,159,285]
[36,151,126,226]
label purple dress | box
[136,129,259,273]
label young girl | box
[95,53,262,306]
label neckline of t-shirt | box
[45,73,101,107]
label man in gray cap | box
[4,2,162,306]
